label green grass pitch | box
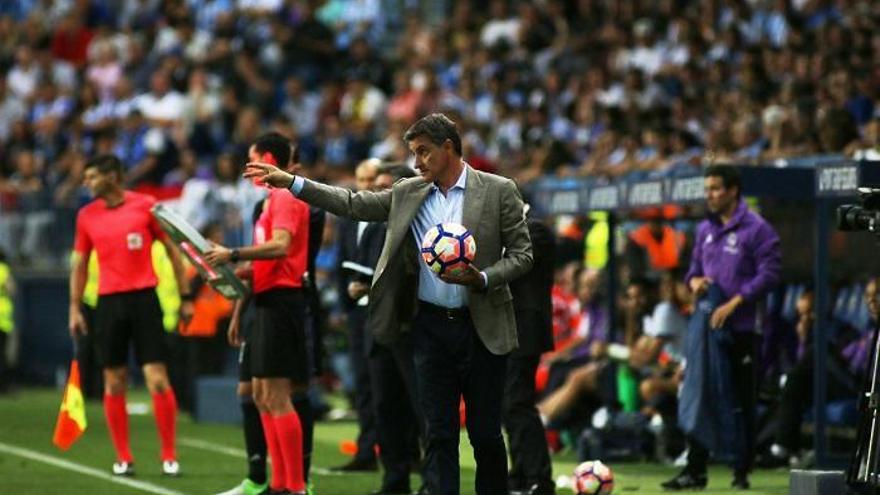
[0,388,789,494]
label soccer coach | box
[245,113,533,495]
[663,164,781,491]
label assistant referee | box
[69,154,192,477]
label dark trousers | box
[773,347,857,451]
[177,329,228,412]
[688,331,758,474]
[413,303,508,495]
[503,353,553,492]
[348,308,377,461]
[75,304,104,399]
[370,334,423,491]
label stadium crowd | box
[1,0,880,490]
[0,0,879,265]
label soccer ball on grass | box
[573,460,614,495]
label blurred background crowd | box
[0,0,878,267]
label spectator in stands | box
[386,69,423,125]
[280,76,321,141]
[86,41,123,101]
[537,277,655,425]
[625,211,686,278]
[136,70,185,130]
[759,278,879,468]
[339,69,387,130]
[852,114,880,161]
[212,150,265,246]
[480,0,520,49]
[817,107,859,155]
[0,78,26,145]
[731,114,766,162]
[51,149,89,250]
[543,268,605,376]
[0,150,53,265]
[636,270,690,458]
[0,0,875,272]
[540,262,582,397]
[7,45,40,101]
[181,67,221,155]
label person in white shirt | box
[135,71,186,127]
[7,46,41,101]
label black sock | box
[293,391,314,482]
[240,396,267,485]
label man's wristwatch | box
[230,248,240,263]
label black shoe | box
[731,471,750,490]
[370,484,411,495]
[330,457,378,472]
[661,469,707,490]
[511,482,555,495]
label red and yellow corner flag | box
[52,360,87,450]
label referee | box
[206,132,311,495]
[69,154,192,476]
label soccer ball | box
[420,222,476,276]
[573,460,614,495]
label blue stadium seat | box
[832,286,852,324]
[766,289,781,316]
[844,284,865,328]
[804,399,859,426]
[781,284,805,323]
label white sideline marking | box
[0,441,186,495]
[179,437,245,458]
[179,437,340,476]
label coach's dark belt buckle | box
[443,307,467,320]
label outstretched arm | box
[243,162,392,221]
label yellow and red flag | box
[52,360,87,450]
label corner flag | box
[52,360,87,450]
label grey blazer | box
[298,166,533,355]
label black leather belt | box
[419,301,470,321]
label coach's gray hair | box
[403,113,462,156]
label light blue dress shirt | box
[410,167,469,308]
[290,167,486,309]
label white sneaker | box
[112,461,135,476]
[162,460,180,476]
